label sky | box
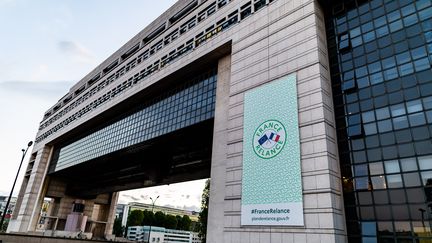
[0,0,207,212]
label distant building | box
[0,196,17,219]
[115,203,127,222]
[127,225,200,243]
[117,202,199,228]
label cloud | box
[0,80,73,99]
[58,41,96,65]
[183,205,200,212]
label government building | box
[127,226,201,243]
[6,0,432,242]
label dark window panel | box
[375,205,392,220]
[326,0,432,240]
[380,132,395,146]
[398,143,416,157]
[373,190,389,204]
[392,205,410,220]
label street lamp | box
[147,195,159,243]
[419,208,426,228]
[0,141,33,232]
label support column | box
[104,192,120,239]
[8,146,52,233]
[207,55,231,242]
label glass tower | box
[325,0,432,242]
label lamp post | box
[147,195,159,243]
[0,141,33,232]
[419,208,426,228]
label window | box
[403,172,421,187]
[371,176,386,189]
[355,177,369,190]
[355,164,368,176]
[408,113,426,126]
[329,1,432,241]
[339,33,351,52]
[421,171,432,186]
[414,58,430,72]
[240,2,252,19]
[384,160,400,173]
[364,123,377,135]
[419,156,432,170]
[377,119,392,132]
[407,100,423,113]
[362,222,377,236]
[362,111,375,123]
[399,62,414,76]
[254,0,266,11]
[343,79,357,91]
[53,71,217,170]
[390,104,406,117]
[376,107,390,120]
[386,174,403,188]
[393,116,409,129]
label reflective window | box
[371,176,386,189]
[53,70,217,171]
[384,160,400,173]
[386,174,403,188]
[418,155,432,170]
[400,158,418,172]
[328,0,432,240]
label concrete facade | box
[10,0,347,242]
[207,1,346,242]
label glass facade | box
[52,70,217,172]
[326,0,432,242]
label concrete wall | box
[207,0,346,242]
[8,146,52,233]
[208,54,232,241]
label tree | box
[164,214,178,229]
[113,217,125,237]
[198,179,210,242]
[127,210,144,226]
[190,221,198,232]
[142,210,155,226]
[153,211,166,227]
[175,215,183,230]
[180,215,192,231]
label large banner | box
[241,74,303,226]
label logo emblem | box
[253,120,286,159]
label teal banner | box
[241,74,303,226]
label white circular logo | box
[252,120,286,159]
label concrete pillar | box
[8,146,53,233]
[104,192,119,238]
[207,55,231,242]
